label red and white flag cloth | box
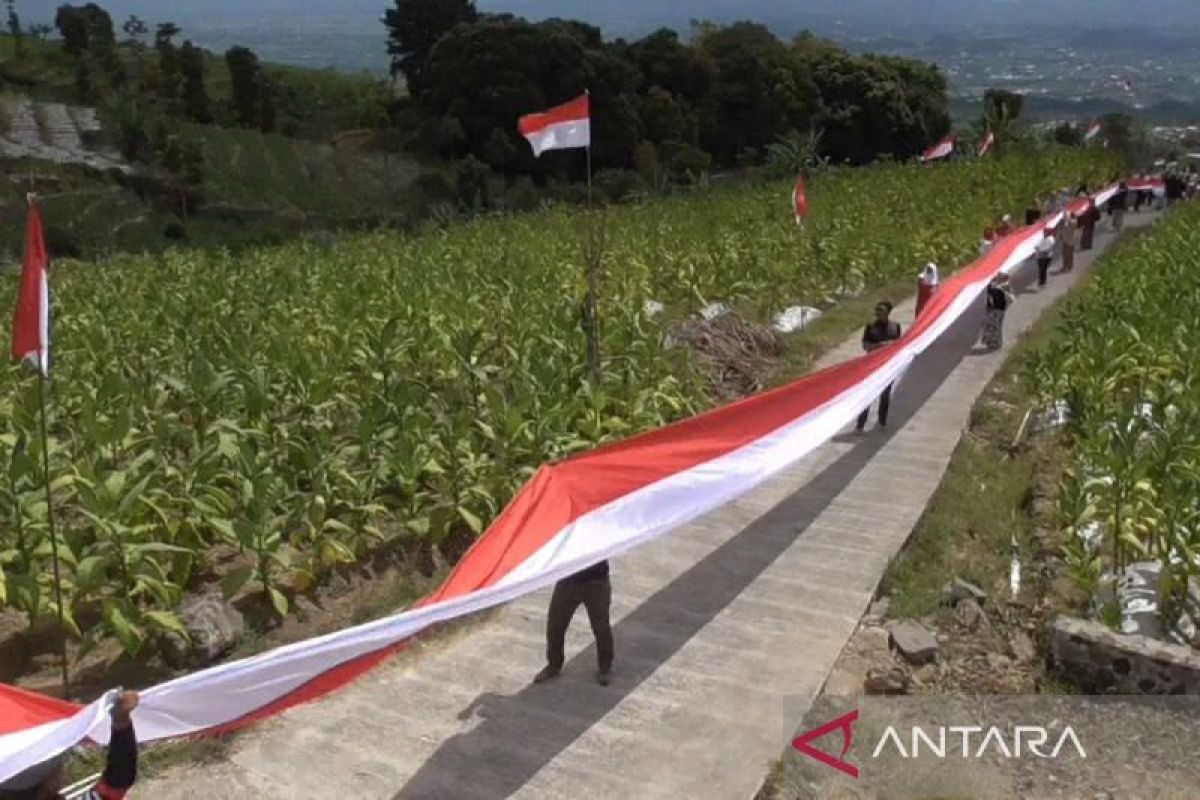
[1127,176,1166,197]
[920,135,955,162]
[0,184,1124,783]
[10,200,49,376]
[518,94,590,157]
[977,130,995,157]
[1084,121,1102,143]
[792,174,809,224]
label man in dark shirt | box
[0,691,139,800]
[534,560,614,686]
[1024,198,1041,226]
[856,301,902,432]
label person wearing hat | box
[980,275,1015,351]
[914,262,939,318]
[0,691,140,800]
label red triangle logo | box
[791,709,859,779]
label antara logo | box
[792,710,1087,778]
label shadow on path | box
[392,228,1126,799]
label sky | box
[15,1,1200,73]
[19,0,1200,32]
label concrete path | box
[142,210,1155,800]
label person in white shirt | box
[1034,227,1056,287]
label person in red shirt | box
[0,691,139,800]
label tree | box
[982,88,1024,152]
[6,1,22,55]
[258,73,276,133]
[178,41,211,123]
[481,127,518,171]
[29,23,52,41]
[383,0,477,99]
[54,3,115,56]
[424,17,589,167]
[225,46,262,128]
[122,14,147,45]
[804,50,947,165]
[1052,122,1083,147]
[983,89,1023,126]
[698,23,820,166]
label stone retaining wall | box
[1049,615,1200,694]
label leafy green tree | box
[627,28,713,103]
[179,41,211,123]
[54,3,115,55]
[6,1,22,55]
[697,23,820,165]
[226,45,262,128]
[1052,122,1083,147]
[983,89,1023,126]
[804,51,947,165]
[383,0,477,99]
[424,16,587,166]
[122,14,147,45]
[259,74,277,133]
[481,127,518,171]
[639,86,687,145]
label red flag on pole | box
[518,94,591,157]
[11,198,49,375]
[977,130,995,157]
[792,173,809,224]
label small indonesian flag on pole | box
[1084,121,1102,143]
[11,197,49,376]
[792,173,809,224]
[977,130,995,157]
[920,135,955,162]
[518,94,590,157]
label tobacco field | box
[0,148,1116,655]
[1027,199,1200,638]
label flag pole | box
[36,364,69,698]
[584,89,593,210]
[24,193,69,698]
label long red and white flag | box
[0,185,1123,783]
[518,94,590,157]
[792,173,809,224]
[920,135,955,162]
[977,130,995,157]
[1084,121,1102,143]
[11,199,49,376]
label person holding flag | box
[915,262,939,318]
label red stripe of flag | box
[11,201,49,375]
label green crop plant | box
[0,148,1118,653]
[1036,201,1200,635]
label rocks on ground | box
[888,620,939,665]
